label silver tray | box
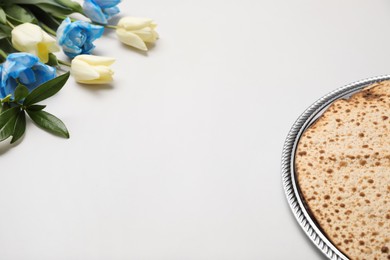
[281,75,390,260]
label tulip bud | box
[11,23,60,63]
[0,53,56,99]
[70,55,115,84]
[83,0,120,25]
[57,17,104,59]
[116,17,158,51]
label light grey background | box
[1,0,390,259]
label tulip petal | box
[76,55,116,66]
[5,53,38,79]
[103,6,120,20]
[117,17,154,30]
[41,29,60,52]
[0,66,6,98]
[83,0,107,24]
[28,62,56,90]
[131,27,158,43]
[150,22,158,29]
[116,29,148,51]
[18,68,36,86]
[88,24,105,41]
[37,43,50,63]
[70,59,100,81]
[77,66,114,84]
[93,65,114,83]
[12,23,42,49]
[0,53,56,99]
[94,0,121,8]
[70,55,115,85]
[12,23,59,63]
[56,17,72,45]
[57,18,104,58]
[3,77,18,99]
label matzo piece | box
[295,81,390,260]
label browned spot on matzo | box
[296,81,390,260]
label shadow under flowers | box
[78,83,114,91]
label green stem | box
[53,14,77,23]
[39,23,57,36]
[58,59,71,67]
[0,49,7,59]
[6,20,14,29]
[104,25,118,29]
[53,14,67,20]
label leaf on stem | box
[0,103,10,113]
[0,38,16,55]
[0,7,6,25]
[26,105,46,111]
[27,110,69,138]
[4,5,37,25]
[46,53,59,66]
[10,0,83,14]
[0,107,20,142]
[1,94,12,104]
[0,24,12,36]
[13,84,29,102]
[11,110,26,144]
[23,72,70,106]
[55,0,83,13]
[27,5,62,32]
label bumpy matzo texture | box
[296,81,390,260]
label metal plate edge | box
[281,75,390,260]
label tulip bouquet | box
[0,0,158,144]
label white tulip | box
[11,23,59,63]
[116,17,159,51]
[70,55,115,84]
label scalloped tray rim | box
[281,75,390,260]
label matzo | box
[295,81,390,260]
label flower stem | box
[39,23,57,36]
[105,25,118,29]
[53,14,77,23]
[0,49,7,59]
[58,59,71,67]
[53,14,67,20]
[6,20,14,29]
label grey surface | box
[1,0,390,259]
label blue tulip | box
[57,17,104,59]
[83,0,120,25]
[0,53,56,99]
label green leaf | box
[35,3,73,15]
[1,94,11,103]
[13,84,29,102]
[0,24,12,36]
[24,72,70,106]
[4,5,37,24]
[0,7,6,24]
[55,0,83,13]
[0,107,19,142]
[27,110,69,138]
[9,0,83,14]
[26,104,46,111]
[30,3,74,16]
[26,5,62,31]
[11,110,26,144]
[0,102,10,113]
[4,0,63,4]
[0,31,9,40]
[0,38,16,56]
[46,53,59,66]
